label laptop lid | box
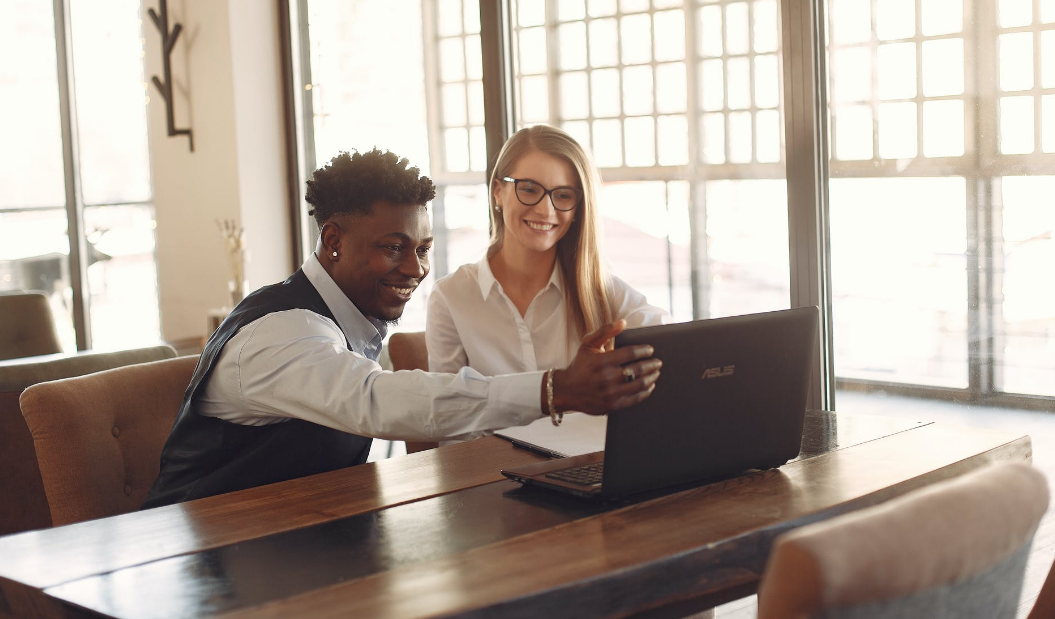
[501,306,819,500]
[600,306,819,497]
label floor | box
[714,389,1055,618]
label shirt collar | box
[302,253,387,360]
[476,254,564,300]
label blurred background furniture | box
[756,461,1049,619]
[387,331,436,454]
[0,291,63,361]
[18,355,196,527]
[0,345,178,535]
[19,355,196,527]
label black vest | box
[143,269,373,509]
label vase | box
[228,279,248,308]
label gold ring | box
[622,367,635,383]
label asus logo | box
[702,365,736,379]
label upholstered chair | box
[0,345,177,535]
[757,461,1049,619]
[387,331,436,454]
[19,355,197,526]
[0,291,63,361]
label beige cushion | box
[0,345,177,535]
[388,331,428,373]
[388,332,435,454]
[757,461,1049,618]
[19,355,197,527]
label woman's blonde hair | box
[488,125,612,341]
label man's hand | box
[548,320,662,416]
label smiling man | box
[144,149,662,508]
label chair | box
[387,331,436,454]
[0,291,63,361]
[0,345,178,535]
[756,461,1049,619]
[18,355,198,526]
[1029,559,1055,619]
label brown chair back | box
[19,355,197,526]
[387,331,435,454]
[0,345,177,535]
[0,292,63,361]
[757,461,1049,619]
[388,331,428,373]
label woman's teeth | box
[526,221,555,231]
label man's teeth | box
[388,286,414,295]
[526,221,555,231]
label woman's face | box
[493,149,579,259]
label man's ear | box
[319,220,342,258]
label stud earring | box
[494,205,502,212]
[332,251,338,258]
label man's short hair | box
[305,149,437,226]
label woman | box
[426,124,670,382]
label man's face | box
[328,202,433,322]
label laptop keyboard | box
[545,462,604,487]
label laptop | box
[501,306,819,500]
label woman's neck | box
[489,245,558,312]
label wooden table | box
[0,412,1031,619]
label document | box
[495,413,607,458]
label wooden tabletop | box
[0,411,1031,619]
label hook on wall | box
[148,0,194,152]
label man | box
[144,149,661,508]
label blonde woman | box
[426,124,670,398]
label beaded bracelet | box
[546,368,563,426]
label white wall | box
[143,0,291,344]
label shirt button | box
[123,484,132,496]
[111,426,120,438]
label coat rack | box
[148,0,194,152]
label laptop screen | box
[601,306,819,497]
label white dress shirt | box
[426,256,672,376]
[197,254,544,441]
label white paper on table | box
[494,412,607,458]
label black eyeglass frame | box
[501,176,582,212]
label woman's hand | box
[548,320,662,416]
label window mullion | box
[480,0,516,183]
[53,0,90,350]
[780,0,835,411]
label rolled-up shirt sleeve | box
[213,309,544,441]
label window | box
[506,0,791,322]
[0,0,159,351]
[826,0,1055,402]
[288,0,1054,409]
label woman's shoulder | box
[431,261,483,297]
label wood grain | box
[0,415,1030,619]
[0,438,545,589]
[217,424,1029,619]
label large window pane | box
[830,178,968,388]
[998,176,1055,397]
[307,0,431,171]
[0,0,66,209]
[69,0,151,206]
[83,204,160,350]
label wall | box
[143,0,291,344]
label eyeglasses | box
[501,177,581,212]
